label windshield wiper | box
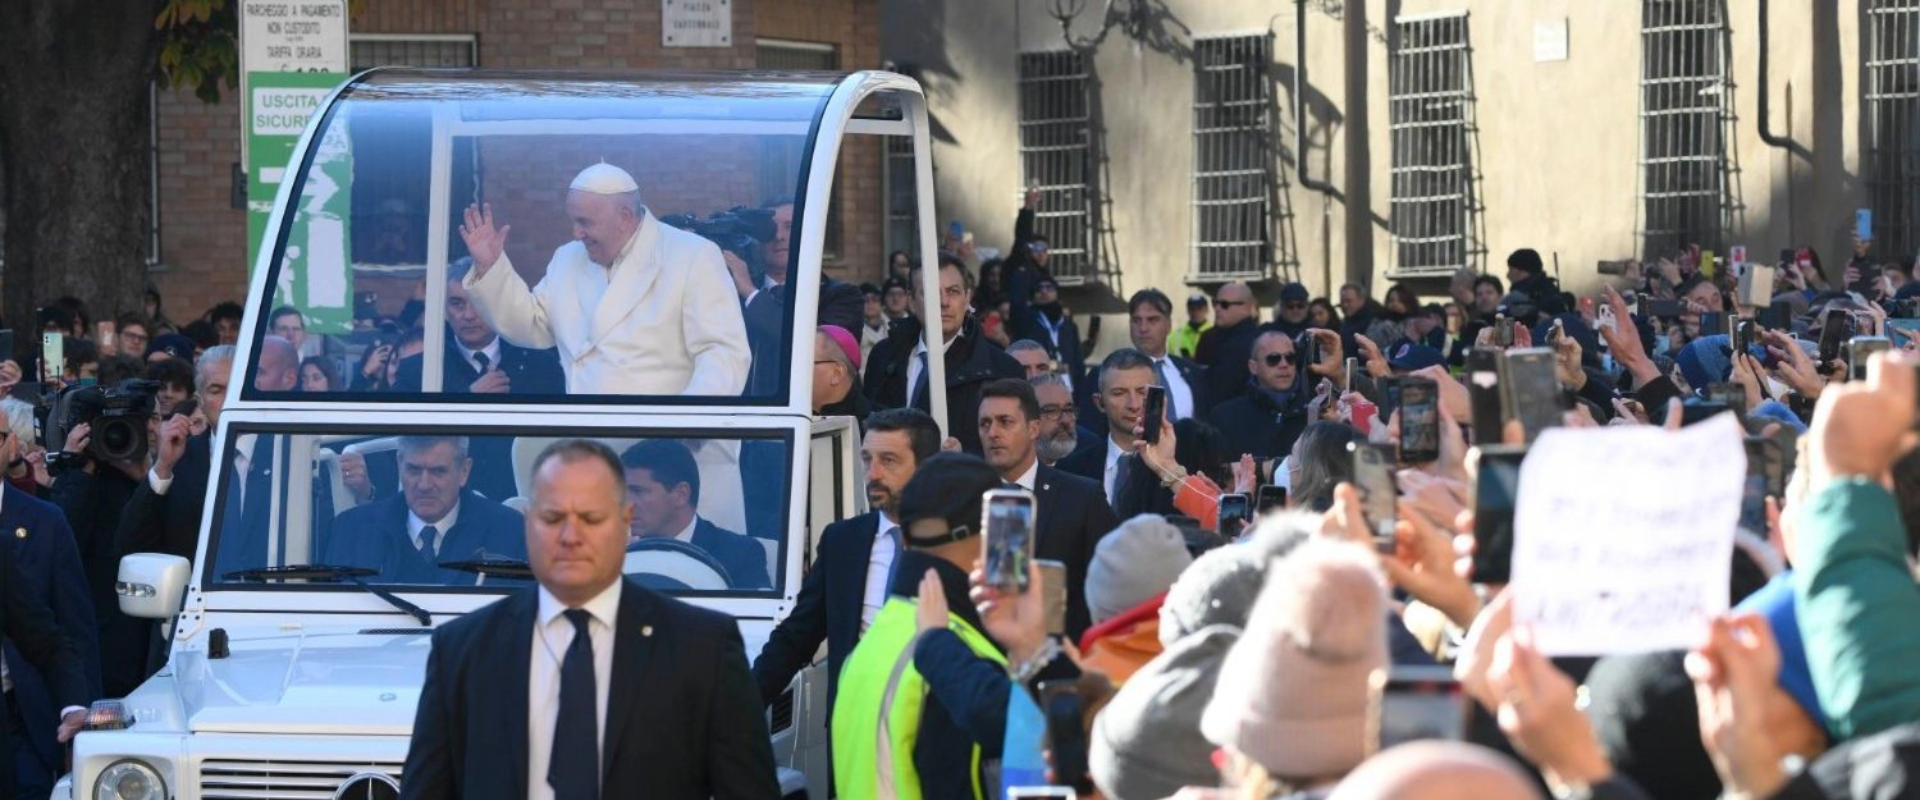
[439,558,534,580]
[222,565,432,627]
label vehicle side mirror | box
[118,554,190,619]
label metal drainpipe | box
[1296,0,1337,195]
[1757,0,1793,150]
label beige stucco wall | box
[883,0,1869,357]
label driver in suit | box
[328,436,525,584]
[457,163,750,397]
[619,440,770,590]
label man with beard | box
[1031,374,1098,466]
[752,408,942,714]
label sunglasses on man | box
[1215,299,1247,309]
[1262,352,1299,367]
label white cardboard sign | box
[1511,413,1744,656]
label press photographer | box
[39,378,157,697]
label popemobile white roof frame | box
[230,68,949,432]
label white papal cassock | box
[463,212,751,396]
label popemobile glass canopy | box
[241,68,931,411]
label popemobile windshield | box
[65,68,948,800]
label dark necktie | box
[911,350,931,409]
[550,609,599,800]
[418,525,439,560]
[1152,358,1170,388]
[473,352,491,374]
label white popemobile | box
[64,69,949,800]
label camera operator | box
[717,197,865,395]
[42,377,155,697]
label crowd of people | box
[4,167,1920,800]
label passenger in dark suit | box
[0,480,99,800]
[400,439,777,800]
[617,440,768,590]
[751,408,943,712]
[727,198,866,396]
[326,436,525,585]
[975,379,1119,639]
[441,263,567,397]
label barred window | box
[349,35,478,71]
[885,134,919,260]
[1388,14,1479,277]
[1190,34,1275,282]
[1638,0,1729,258]
[1866,0,1920,259]
[1018,50,1098,285]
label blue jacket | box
[0,484,100,774]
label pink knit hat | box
[818,324,862,371]
[1200,538,1387,780]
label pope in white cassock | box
[456,163,751,395]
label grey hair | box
[196,345,236,392]
[1097,347,1156,392]
[1029,372,1071,393]
[1007,339,1049,359]
[397,435,471,461]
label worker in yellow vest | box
[831,452,1069,800]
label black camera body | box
[43,379,160,464]
[661,206,777,286]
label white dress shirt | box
[456,337,504,374]
[1012,459,1038,492]
[860,512,900,631]
[407,502,460,554]
[1103,436,1126,505]
[1154,356,1195,421]
[528,580,621,800]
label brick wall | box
[148,0,886,325]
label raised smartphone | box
[982,488,1036,593]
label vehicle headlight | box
[94,760,166,800]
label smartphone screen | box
[1344,357,1359,392]
[0,329,14,363]
[1466,348,1504,445]
[1681,399,1732,426]
[1141,386,1167,444]
[982,489,1036,593]
[1645,299,1682,319]
[1820,312,1854,365]
[1036,679,1090,796]
[1494,315,1514,348]
[1300,332,1322,373]
[1471,445,1526,584]
[1377,376,1405,418]
[1850,336,1893,381]
[1372,666,1468,751]
[1733,320,1756,358]
[1217,493,1252,536]
[1398,378,1441,464]
[1349,442,1397,551]
[1255,484,1288,514]
[1036,559,1068,637]
[1499,348,1561,444]
[40,332,64,384]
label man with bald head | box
[1326,742,1544,800]
[1194,281,1262,403]
[254,335,300,392]
[456,163,750,396]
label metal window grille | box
[1388,14,1478,277]
[1637,0,1730,258]
[1866,0,1920,259]
[885,133,919,259]
[758,40,843,260]
[1189,34,1275,281]
[349,35,478,70]
[1018,50,1097,284]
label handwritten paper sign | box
[1511,413,1744,656]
